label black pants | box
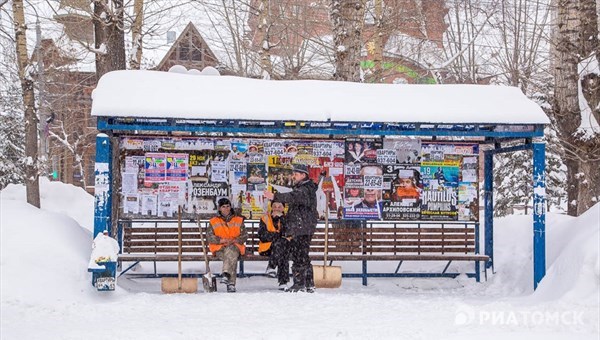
[289,235,314,288]
[267,238,290,284]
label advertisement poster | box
[166,153,188,182]
[420,187,458,220]
[382,166,422,220]
[122,138,144,150]
[345,138,381,164]
[263,140,286,156]
[267,161,294,190]
[144,153,167,183]
[384,138,421,164]
[421,142,478,157]
[121,172,138,194]
[421,164,460,189]
[141,194,158,216]
[458,183,479,221]
[247,163,267,191]
[123,193,140,214]
[461,156,478,182]
[241,191,267,219]
[343,164,383,219]
[174,138,213,151]
[189,152,211,182]
[157,183,186,217]
[211,161,228,182]
[120,137,480,222]
[231,140,248,160]
[229,161,247,210]
[189,182,228,215]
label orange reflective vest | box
[208,215,246,255]
[258,214,282,254]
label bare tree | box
[442,0,498,83]
[330,0,366,82]
[553,0,600,216]
[11,0,40,207]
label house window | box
[180,44,190,60]
[192,48,202,61]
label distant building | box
[245,0,448,83]
[38,9,222,191]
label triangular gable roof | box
[92,70,550,125]
[156,22,219,71]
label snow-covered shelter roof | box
[91,70,549,125]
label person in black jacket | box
[257,200,290,290]
[264,164,318,293]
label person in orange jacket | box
[207,198,248,293]
[258,200,290,290]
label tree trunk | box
[369,0,383,83]
[553,0,600,216]
[12,0,40,208]
[93,0,108,80]
[94,0,127,80]
[130,0,144,70]
[257,0,274,79]
[331,0,366,82]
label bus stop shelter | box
[91,70,550,289]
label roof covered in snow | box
[91,70,550,125]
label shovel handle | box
[198,218,211,273]
[177,206,182,289]
[324,205,329,266]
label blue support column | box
[93,134,113,238]
[484,151,494,270]
[532,142,546,290]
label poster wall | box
[118,137,479,221]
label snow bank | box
[1,181,597,339]
[484,206,599,301]
[1,177,95,232]
[0,199,93,305]
[533,204,599,302]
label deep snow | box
[1,179,598,339]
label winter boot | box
[266,265,277,278]
[220,273,230,285]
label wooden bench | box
[117,219,489,285]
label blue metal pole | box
[93,134,113,238]
[484,151,494,270]
[532,142,546,290]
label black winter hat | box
[292,164,309,175]
[218,198,231,207]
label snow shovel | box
[313,205,342,288]
[199,219,217,292]
[161,206,198,294]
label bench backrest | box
[120,220,480,256]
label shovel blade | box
[313,265,342,288]
[161,277,198,294]
[202,276,217,292]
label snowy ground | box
[1,179,598,339]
